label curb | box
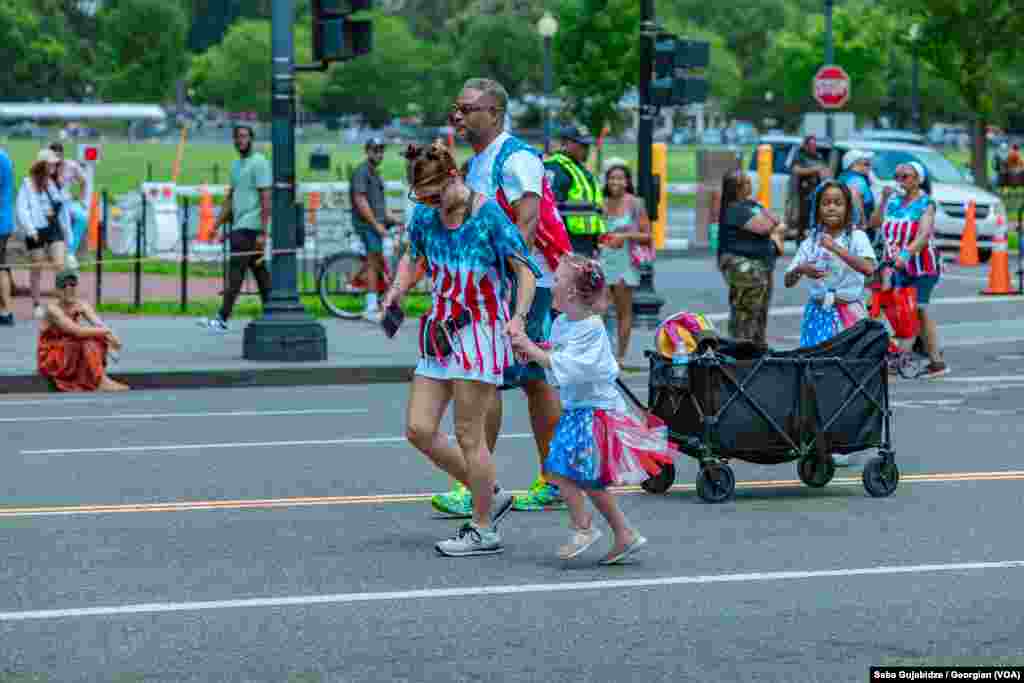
[0,365,417,395]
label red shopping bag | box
[886,287,920,339]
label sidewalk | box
[0,314,659,395]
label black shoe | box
[912,337,926,357]
[0,313,14,327]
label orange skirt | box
[37,332,108,392]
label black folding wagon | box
[628,319,899,503]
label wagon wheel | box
[641,462,676,494]
[797,454,835,488]
[862,456,900,497]
[696,464,735,503]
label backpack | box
[490,137,572,272]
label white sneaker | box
[558,526,604,560]
[435,523,504,557]
[198,317,229,333]
[363,308,382,323]
[33,304,45,320]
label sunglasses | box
[894,173,914,180]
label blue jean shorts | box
[893,271,940,305]
[356,225,384,255]
[500,286,554,391]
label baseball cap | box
[560,125,594,146]
[365,137,386,149]
[842,149,874,170]
[55,268,79,289]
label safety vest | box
[548,152,605,236]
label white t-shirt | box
[465,131,552,287]
[786,229,876,302]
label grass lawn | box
[3,138,977,208]
[3,139,703,196]
[96,292,432,319]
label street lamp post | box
[243,0,327,361]
[909,23,921,133]
[537,12,558,155]
[824,0,834,140]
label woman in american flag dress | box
[383,142,541,558]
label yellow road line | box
[1,470,1022,518]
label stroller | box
[620,313,899,503]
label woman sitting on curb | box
[38,269,128,393]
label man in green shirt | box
[200,125,272,332]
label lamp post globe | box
[538,11,558,154]
[537,11,558,38]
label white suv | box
[749,136,1008,261]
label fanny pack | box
[424,309,473,359]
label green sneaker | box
[431,483,473,518]
[513,478,567,511]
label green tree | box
[189,19,318,117]
[554,0,640,136]
[455,15,544,98]
[97,0,189,101]
[902,0,1024,187]
[314,15,457,127]
[758,2,892,128]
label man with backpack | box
[431,77,570,516]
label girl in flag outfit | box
[510,254,676,564]
[785,179,877,347]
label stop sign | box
[813,65,851,109]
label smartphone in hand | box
[381,302,405,339]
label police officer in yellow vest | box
[545,126,606,258]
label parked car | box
[748,137,1007,260]
[853,129,928,146]
[701,128,724,146]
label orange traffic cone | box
[86,192,100,250]
[981,222,1020,295]
[307,191,321,229]
[197,185,216,242]
[958,200,980,266]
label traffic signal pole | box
[243,0,328,361]
[824,0,834,140]
[638,0,655,210]
[631,0,665,330]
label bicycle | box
[316,224,424,320]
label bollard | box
[96,192,107,306]
[756,144,773,209]
[181,199,190,313]
[135,190,145,309]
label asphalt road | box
[3,256,1024,682]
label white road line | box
[20,433,534,456]
[939,375,1024,383]
[1,560,1020,622]
[0,409,369,424]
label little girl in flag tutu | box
[510,254,676,564]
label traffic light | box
[651,34,677,108]
[650,35,710,108]
[312,0,373,63]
